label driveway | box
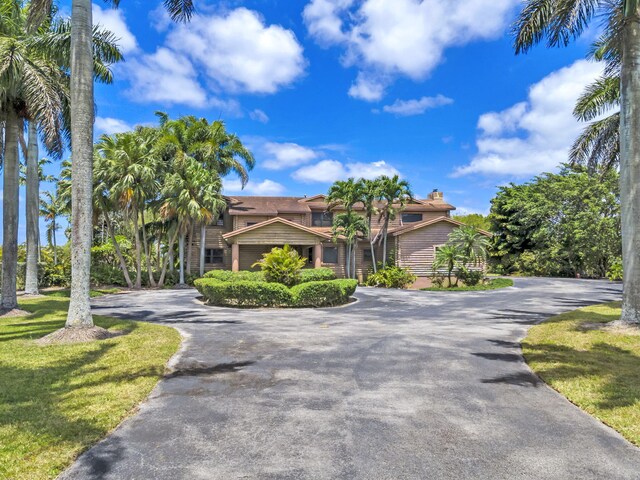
[61,278,640,479]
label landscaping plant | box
[252,245,307,287]
[365,265,416,289]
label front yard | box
[523,302,640,446]
[0,296,180,480]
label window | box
[402,213,423,223]
[322,246,338,264]
[205,248,224,264]
[312,211,333,227]
[215,218,224,226]
[246,222,257,227]
[363,249,373,261]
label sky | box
[23,0,606,243]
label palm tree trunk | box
[2,111,20,309]
[103,208,133,288]
[619,10,640,323]
[179,231,186,284]
[132,209,142,289]
[186,222,194,277]
[169,239,175,273]
[352,243,357,279]
[158,227,180,287]
[25,121,40,295]
[345,242,351,279]
[199,223,206,277]
[382,221,389,268]
[52,219,58,265]
[368,217,377,274]
[140,209,156,287]
[66,0,95,327]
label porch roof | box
[222,217,333,244]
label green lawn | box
[42,287,123,298]
[422,278,514,291]
[523,302,640,446]
[0,296,180,480]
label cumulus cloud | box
[453,60,603,178]
[249,109,270,123]
[304,0,518,101]
[293,159,400,183]
[263,142,318,170]
[95,117,132,135]
[224,179,286,195]
[382,94,453,116]
[167,8,305,94]
[93,3,138,54]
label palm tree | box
[359,178,381,273]
[332,211,368,279]
[40,190,61,265]
[327,178,362,214]
[513,0,639,324]
[433,245,464,288]
[448,226,489,268]
[24,121,40,295]
[375,175,413,268]
[64,0,193,328]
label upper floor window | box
[215,218,224,226]
[312,211,333,227]
[205,248,224,264]
[402,213,422,223]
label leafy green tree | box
[452,213,490,231]
[513,0,638,323]
[489,165,620,278]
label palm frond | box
[569,112,620,173]
[574,74,619,121]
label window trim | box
[402,212,423,223]
[322,245,338,264]
[204,248,224,264]
[312,211,334,227]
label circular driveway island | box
[61,278,640,480]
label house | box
[189,190,470,278]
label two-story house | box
[189,190,467,278]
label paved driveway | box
[61,278,640,479]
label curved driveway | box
[61,278,640,479]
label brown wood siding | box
[396,222,457,276]
[239,245,273,271]
[189,226,231,274]
[234,223,325,245]
[234,215,273,229]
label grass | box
[42,287,122,298]
[523,302,640,446]
[422,278,514,291]
[0,296,181,480]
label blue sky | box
[27,0,604,243]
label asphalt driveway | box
[61,278,640,479]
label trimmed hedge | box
[202,270,265,282]
[291,279,357,307]
[298,268,336,283]
[194,277,356,308]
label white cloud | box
[304,0,518,101]
[453,60,604,178]
[293,159,400,183]
[249,109,269,123]
[382,94,453,116]
[348,73,386,101]
[92,4,138,54]
[95,117,132,135]
[224,179,286,195]
[167,8,306,94]
[263,142,318,170]
[123,48,208,107]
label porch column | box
[232,243,240,272]
[314,243,322,269]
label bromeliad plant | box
[253,244,307,287]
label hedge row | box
[194,277,356,308]
[202,267,336,285]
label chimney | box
[428,188,444,201]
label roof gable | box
[391,216,491,237]
[222,217,332,242]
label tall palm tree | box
[25,121,40,295]
[40,189,61,265]
[375,175,413,268]
[326,178,362,215]
[359,178,381,273]
[514,0,639,324]
[433,244,464,288]
[64,0,193,328]
[332,211,368,279]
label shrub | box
[298,268,336,283]
[203,270,265,282]
[606,259,623,281]
[194,278,293,307]
[456,267,484,287]
[291,279,357,307]
[252,245,307,286]
[365,265,416,289]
